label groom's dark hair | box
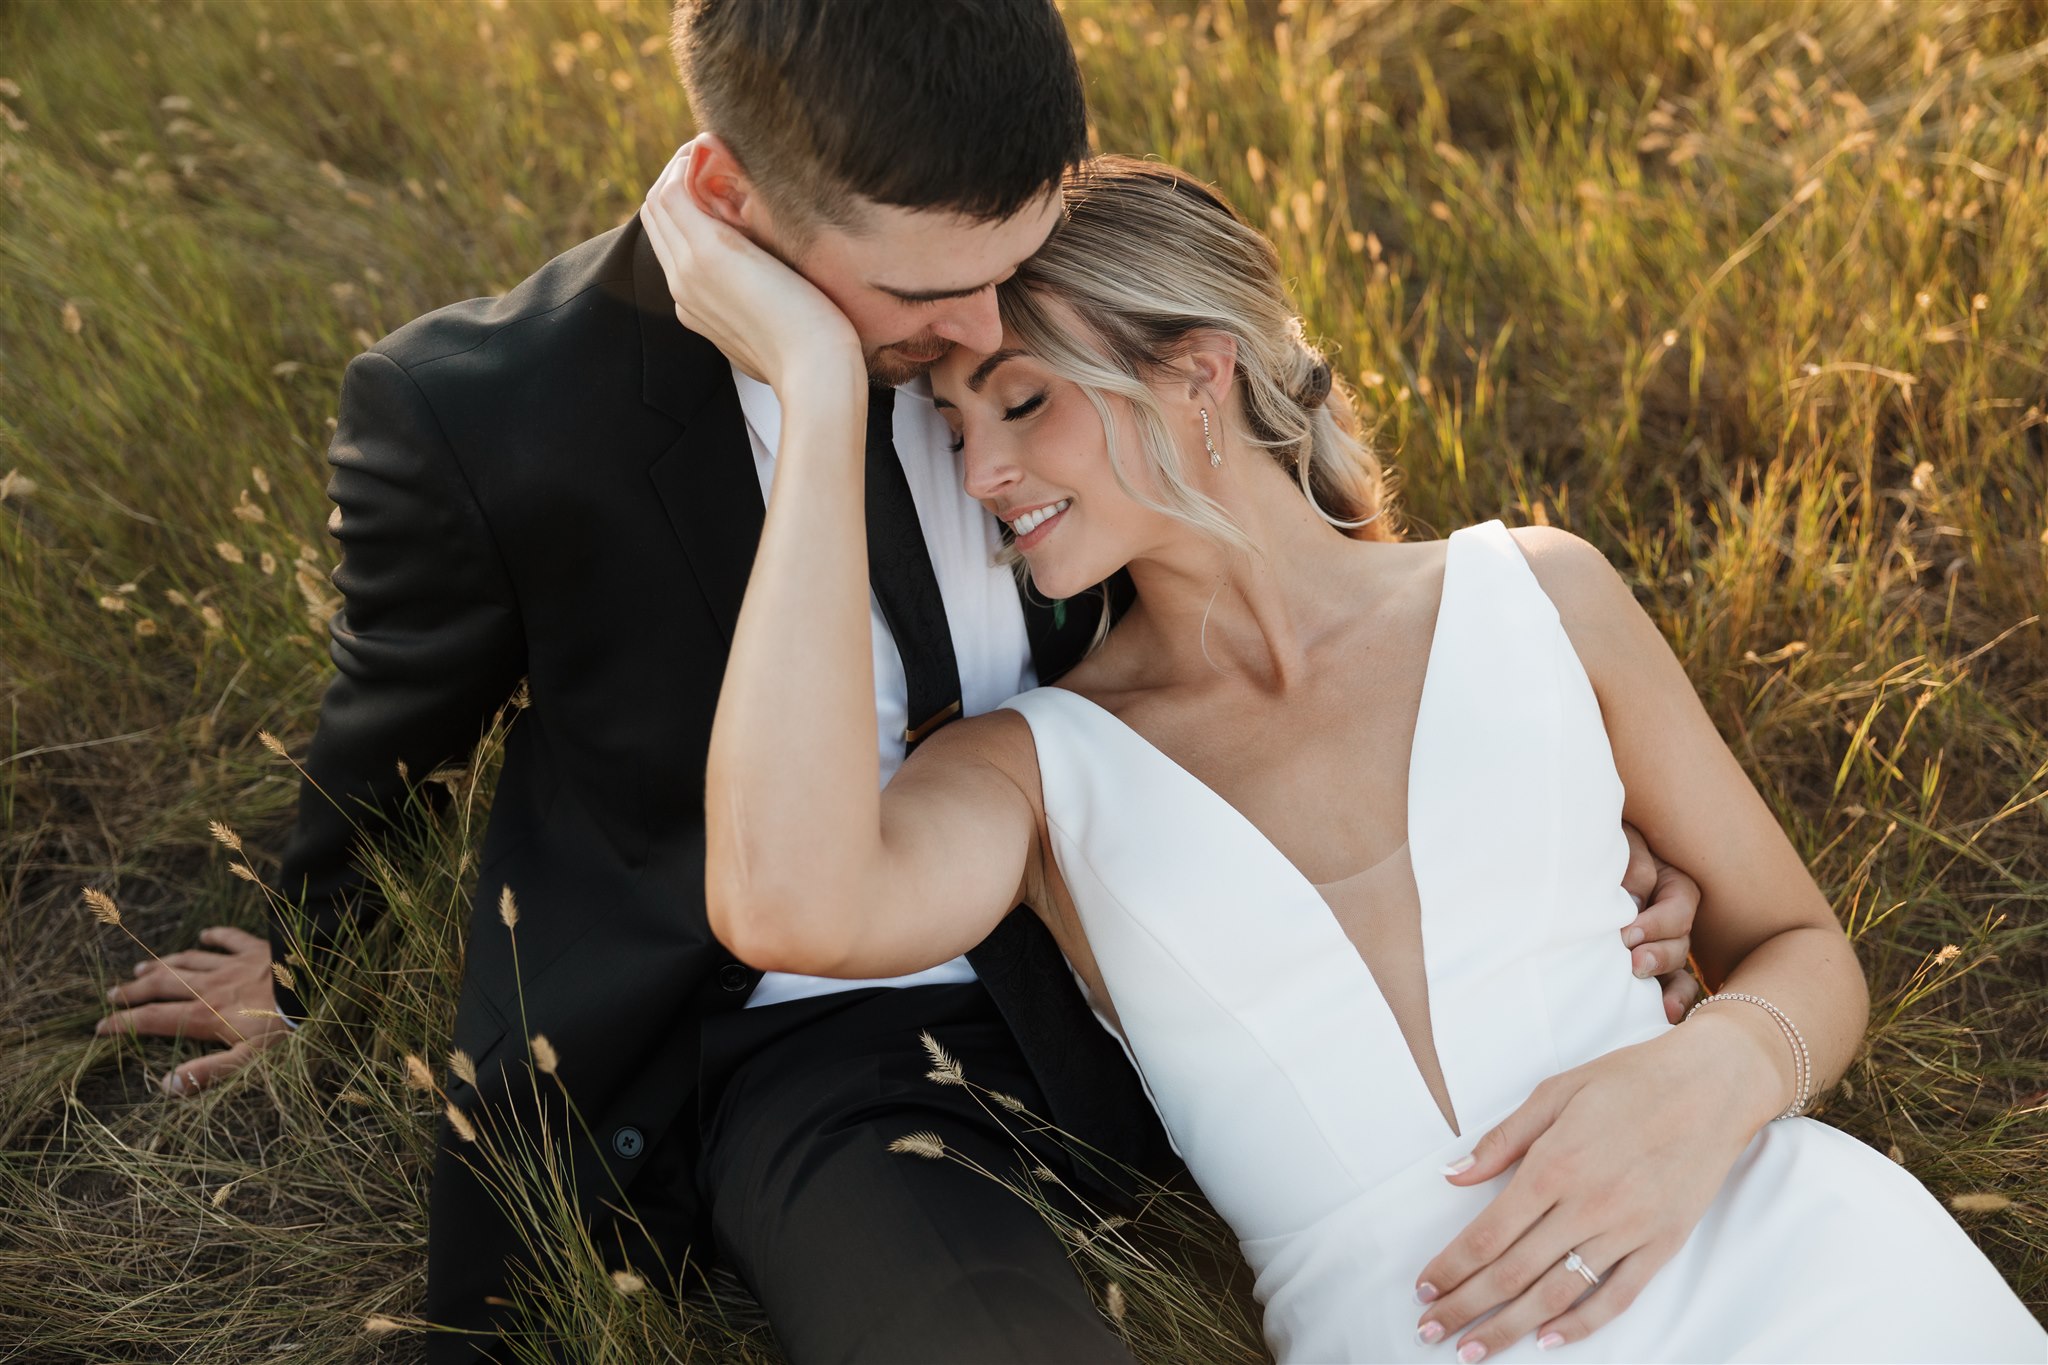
[670,0,1088,235]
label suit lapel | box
[633,222,765,647]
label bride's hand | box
[1411,1020,1779,1359]
[639,138,862,393]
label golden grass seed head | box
[362,1315,403,1336]
[529,1033,557,1077]
[82,888,121,926]
[0,469,36,501]
[402,1054,434,1091]
[497,884,518,929]
[214,541,244,565]
[448,1048,477,1086]
[207,820,243,852]
[444,1101,476,1143]
[258,730,288,759]
[1104,1281,1127,1322]
[1948,1193,2012,1214]
[887,1131,945,1159]
[228,862,258,882]
[610,1270,645,1295]
[270,961,295,990]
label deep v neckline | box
[1049,535,1455,914]
[1045,535,1464,1137]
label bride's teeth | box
[1012,499,1069,536]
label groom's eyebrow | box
[874,280,994,303]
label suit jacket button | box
[718,963,751,992]
[612,1126,644,1159]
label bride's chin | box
[1024,559,1103,605]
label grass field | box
[2,0,2045,1359]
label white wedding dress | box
[1000,521,2044,1363]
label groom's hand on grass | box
[95,926,290,1096]
[1619,823,1702,1023]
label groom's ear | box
[685,134,756,232]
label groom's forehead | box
[851,192,1064,293]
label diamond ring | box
[1564,1250,1601,1288]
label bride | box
[643,153,2045,1361]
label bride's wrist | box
[1667,1007,1795,1134]
[769,344,867,409]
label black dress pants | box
[692,982,1134,1365]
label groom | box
[96,2,1705,1360]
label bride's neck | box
[1118,458,1364,695]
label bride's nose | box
[958,433,1021,503]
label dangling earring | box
[1201,407,1221,467]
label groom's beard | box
[866,334,954,388]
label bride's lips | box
[1010,501,1069,551]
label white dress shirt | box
[728,365,1037,1009]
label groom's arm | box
[98,346,525,1089]
[268,349,527,1020]
[1619,824,1703,1023]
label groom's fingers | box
[163,1038,268,1097]
[96,999,238,1044]
[1622,862,1697,977]
[1619,822,1656,903]
[1659,966,1703,1024]
[107,965,203,1007]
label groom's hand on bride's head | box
[94,925,291,1096]
[1619,823,1702,1024]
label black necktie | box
[864,384,963,752]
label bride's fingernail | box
[1457,1341,1487,1363]
[1538,1332,1566,1351]
[161,1072,185,1096]
[1440,1154,1475,1176]
[1414,1282,1439,1304]
[1632,952,1653,978]
[1622,925,1645,948]
[1415,1321,1444,1346]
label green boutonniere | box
[1053,598,1068,631]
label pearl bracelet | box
[1685,991,1813,1120]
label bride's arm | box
[1517,524,1867,1108]
[1411,525,1867,1360]
[638,147,1038,981]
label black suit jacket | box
[271,217,1169,1353]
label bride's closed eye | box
[947,391,1048,453]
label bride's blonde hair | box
[997,155,1398,555]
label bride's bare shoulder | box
[1498,524,1664,687]
[911,705,1047,804]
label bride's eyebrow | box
[966,349,1025,391]
[933,349,1031,411]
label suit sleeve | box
[270,350,526,1021]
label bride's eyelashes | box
[1003,392,1048,422]
[945,391,1048,453]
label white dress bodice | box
[1001,521,2044,1363]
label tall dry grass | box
[2,0,2044,1359]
